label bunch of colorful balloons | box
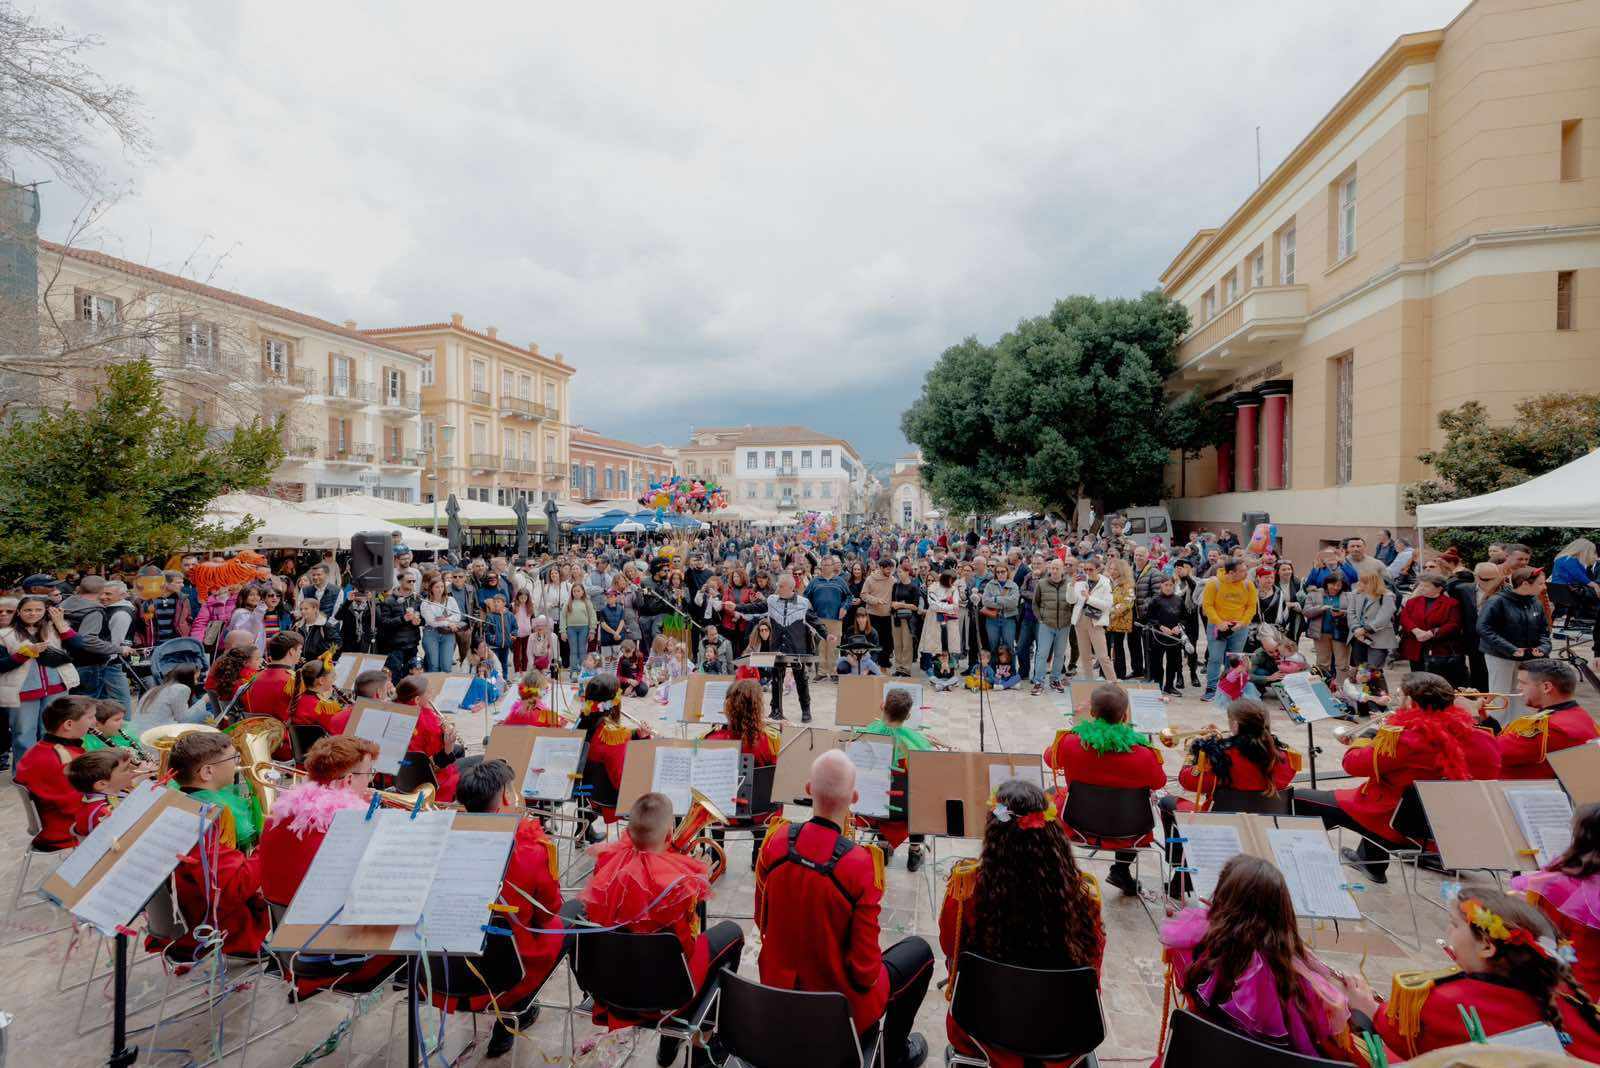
[797,510,836,540]
[638,475,727,514]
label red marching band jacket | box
[755,817,888,1033]
[15,735,87,850]
[1174,741,1298,813]
[404,700,459,804]
[583,718,650,823]
[1043,730,1166,846]
[160,804,271,959]
[486,818,566,1012]
[289,692,351,735]
[701,724,781,768]
[1497,700,1599,780]
[1374,968,1600,1061]
[1335,707,1501,843]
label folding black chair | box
[1549,583,1599,635]
[394,750,440,796]
[289,724,328,763]
[1160,1008,1349,1067]
[714,967,883,1068]
[568,929,718,1066]
[1061,782,1163,926]
[424,915,544,1064]
[947,954,1103,1067]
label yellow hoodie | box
[1201,574,1258,628]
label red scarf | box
[1388,704,1477,780]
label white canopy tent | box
[242,512,447,551]
[292,493,433,522]
[993,510,1038,528]
[1416,449,1600,529]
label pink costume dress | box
[1513,868,1600,997]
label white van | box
[1113,506,1173,547]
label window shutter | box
[327,415,338,452]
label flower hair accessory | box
[986,792,1012,823]
[1460,896,1570,963]
[1015,800,1058,831]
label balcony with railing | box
[469,452,499,472]
[1172,285,1310,384]
[324,378,373,406]
[255,365,319,394]
[326,441,376,465]
[282,437,319,462]
[542,461,565,479]
[499,396,535,420]
[378,389,421,413]
[381,449,424,469]
[776,464,798,478]
[470,388,493,407]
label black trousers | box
[1129,623,1146,678]
[1293,788,1403,878]
[870,615,895,665]
[880,936,935,1064]
[657,920,746,1062]
[1152,638,1183,691]
[771,659,810,717]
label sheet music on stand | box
[434,674,474,713]
[1279,672,1338,723]
[846,738,894,818]
[524,735,586,801]
[1266,828,1361,920]
[883,682,926,728]
[390,830,515,953]
[282,809,380,927]
[699,680,731,724]
[1505,787,1574,867]
[55,780,165,888]
[73,806,204,935]
[987,762,1043,793]
[1128,690,1169,734]
[649,745,741,813]
[349,702,419,774]
[1176,820,1244,901]
[342,810,457,926]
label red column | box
[1234,398,1260,493]
[1262,393,1287,490]
[1216,442,1233,494]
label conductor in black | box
[767,573,816,724]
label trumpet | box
[1333,712,1394,746]
[1158,724,1222,748]
[669,787,730,883]
[1456,691,1512,716]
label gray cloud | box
[31,0,1465,462]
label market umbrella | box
[513,497,530,560]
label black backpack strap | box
[764,821,858,902]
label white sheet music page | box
[1267,828,1361,920]
[342,809,456,926]
[661,683,688,723]
[55,780,166,888]
[435,675,474,712]
[1505,788,1574,862]
[491,689,520,724]
[699,681,731,724]
[884,682,926,728]
[282,808,380,928]
[846,739,894,818]
[1279,673,1331,722]
[1127,690,1169,734]
[1535,825,1575,869]
[651,747,694,812]
[1176,821,1244,901]
[988,762,1043,794]
[353,709,413,775]
[390,830,515,953]
[1490,1022,1568,1053]
[690,746,741,811]
[73,806,203,935]
[523,736,584,801]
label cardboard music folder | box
[669,674,738,724]
[269,812,520,956]
[1550,743,1600,809]
[340,699,423,776]
[1413,780,1551,873]
[1067,680,1156,715]
[331,651,387,692]
[484,724,587,804]
[614,737,743,816]
[773,727,850,803]
[43,788,207,914]
[905,751,1046,837]
[836,676,887,727]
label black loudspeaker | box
[349,532,395,592]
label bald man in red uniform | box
[755,749,933,1068]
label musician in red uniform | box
[289,660,350,735]
[702,678,781,766]
[1342,889,1600,1059]
[574,673,649,827]
[66,748,139,839]
[1044,684,1166,897]
[1498,658,1599,779]
[161,731,270,956]
[456,759,577,1059]
[939,778,1102,1068]
[14,695,95,850]
[1515,802,1600,998]
[756,749,934,1068]
[583,791,743,1065]
[1293,672,1501,884]
[240,631,302,760]
[256,735,378,906]
[392,674,464,804]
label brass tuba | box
[231,716,287,813]
[140,722,224,776]
[669,787,730,883]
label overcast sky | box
[34,0,1465,463]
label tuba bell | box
[230,716,287,814]
[669,787,731,883]
[140,722,224,776]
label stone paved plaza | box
[1,665,1538,1067]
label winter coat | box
[1476,589,1551,660]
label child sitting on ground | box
[965,648,995,691]
[992,645,1021,690]
[615,639,649,697]
[503,669,562,727]
[929,651,962,691]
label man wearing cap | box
[21,574,63,605]
[393,545,422,591]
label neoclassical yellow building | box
[1162,0,1598,561]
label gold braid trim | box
[942,859,980,1002]
[1371,725,1403,761]
[1081,871,1101,903]
[1384,967,1458,1058]
[866,842,886,891]
[598,721,633,746]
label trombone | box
[1456,691,1512,716]
[1332,711,1394,746]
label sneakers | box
[1029,683,1043,696]
[907,844,925,872]
[1339,846,1388,884]
[895,1033,930,1068]
[1050,679,1065,693]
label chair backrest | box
[143,877,188,942]
[426,916,526,1007]
[951,954,1104,1062]
[394,751,440,795]
[742,762,778,820]
[290,724,328,763]
[1162,1009,1349,1068]
[715,967,870,1068]
[571,930,695,1015]
[11,783,44,839]
[1063,782,1155,841]
[1211,786,1293,815]
[1390,782,1432,845]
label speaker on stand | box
[350,532,396,592]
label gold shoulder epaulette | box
[543,832,559,882]
[865,842,886,891]
[762,724,783,748]
[1504,713,1550,739]
[946,858,980,901]
[598,721,633,746]
[1081,871,1101,903]
[1385,967,1460,1047]
[1371,724,1405,759]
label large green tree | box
[1406,392,1600,562]
[0,360,282,573]
[901,290,1193,518]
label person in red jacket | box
[1342,889,1600,1060]
[14,695,96,850]
[457,759,576,1059]
[1294,672,1501,884]
[256,735,377,906]
[583,791,742,1065]
[1499,658,1599,779]
[1044,684,1167,897]
[162,731,270,957]
[1514,802,1600,998]
[939,778,1103,1068]
[573,673,649,828]
[288,659,350,735]
[392,674,464,804]
[66,748,140,839]
[756,749,934,1068]
[240,631,302,759]
[1396,573,1465,679]
[702,678,781,766]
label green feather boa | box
[1071,718,1144,754]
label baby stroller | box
[148,637,208,686]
